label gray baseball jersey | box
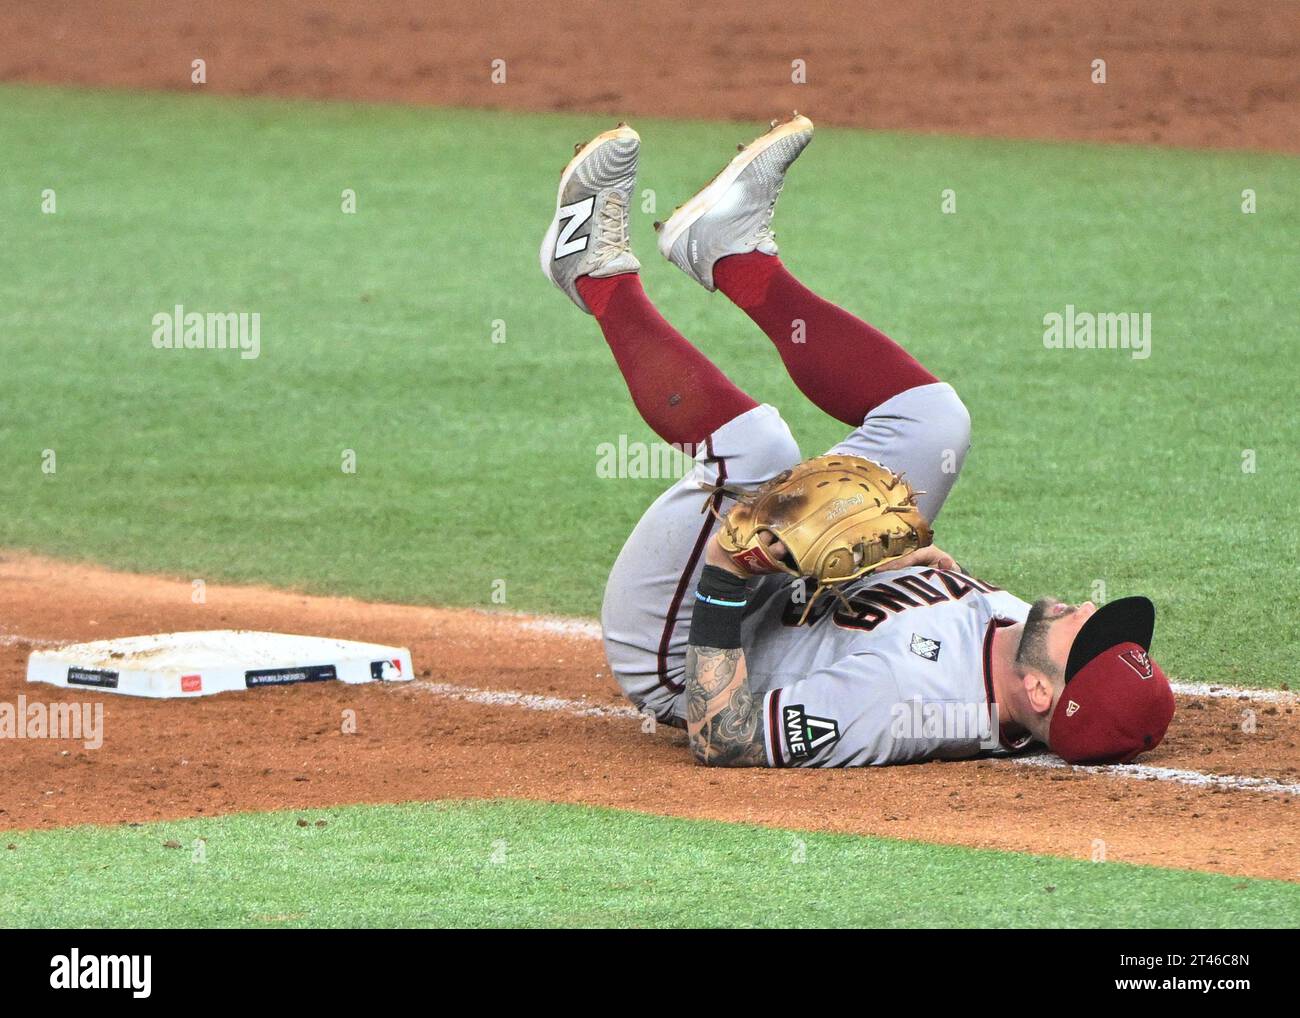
[740,566,1032,767]
[601,385,1029,768]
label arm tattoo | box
[685,645,768,767]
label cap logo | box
[1118,648,1153,679]
[1065,700,1081,717]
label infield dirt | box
[2,553,1296,883]
[2,1,1297,886]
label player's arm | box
[684,538,770,767]
[686,534,952,768]
[685,645,765,766]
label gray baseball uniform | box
[601,380,1034,766]
[739,566,1030,765]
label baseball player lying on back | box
[540,115,1175,768]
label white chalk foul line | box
[510,615,604,640]
[9,620,1295,793]
[507,615,1295,705]
[1012,752,1300,796]
[0,632,61,649]
[1167,681,1293,704]
[411,680,1297,797]
[13,619,1296,704]
[417,681,642,720]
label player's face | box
[1034,597,1098,672]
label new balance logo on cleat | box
[554,196,595,259]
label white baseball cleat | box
[539,123,642,314]
[656,114,813,291]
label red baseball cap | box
[1048,596,1175,764]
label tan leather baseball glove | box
[712,454,932,606]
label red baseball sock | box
[577,273,758,449]
[713,252,937,425]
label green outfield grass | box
[1,85,1297,688]
[1,799,1295,928]
[2,86,1298,932]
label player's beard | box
[1016,596,1071,678]
[1024,597,1060,630]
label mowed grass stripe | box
[3,799,1297,928]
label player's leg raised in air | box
[540,124,801,725]
[539,116,969,725]
[655,115,971,523]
